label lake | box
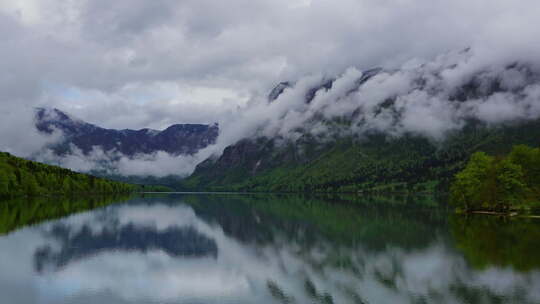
[0,193,539,304]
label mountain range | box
[30,54,540,193]
[181,59,540,192]
[35,108,218,157]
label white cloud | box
[36,146,207,178]
[0,106,63,157]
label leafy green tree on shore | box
[450,152,494,211]
[508,145,540,195]
[450,146,540,212]
[492,159,526,210]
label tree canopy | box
[450,145,540,213]
[0,152,135,198]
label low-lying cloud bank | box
[9,46,540,178]
[0,107,211,177]
[0,107,63,158]
[198,48,540,162]
[35,146,209,178]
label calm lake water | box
[1,193,539,304]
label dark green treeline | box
[0,152,135,198]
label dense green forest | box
[450,145,540,213]
[137,184,175,192]
[0,152,135,198]
[94,172,182,191]
[182,120,540,193]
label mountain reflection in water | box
[0,193,539,304]
[35,223,218,273]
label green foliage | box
[0,169,9,195]
[508,145,540,195]
[97,173,185,191]
[450,152,494,211]
[450,146,540,212]
[182,119,540,193]
[136,184,175,192]
[0,152,135,198]
[493,158,527,207]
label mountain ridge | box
[183,120,540,192]
[181,56,540,192]
[35,108,219,157]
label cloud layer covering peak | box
[2,0,540,176]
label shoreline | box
[467,211,540,219]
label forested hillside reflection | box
[0,194,132,234]
[0,194,538,304]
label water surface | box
[1,193,539,304]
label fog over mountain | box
[207,49,540,149]
[31,108,218,177]
[1,0,540,177]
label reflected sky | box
[0,194,539,304]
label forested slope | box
[182,120,540,192]
[0,152,135,198]
[181,52,540,193]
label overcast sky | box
[2,0,540,176]
[1,0,539,130]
